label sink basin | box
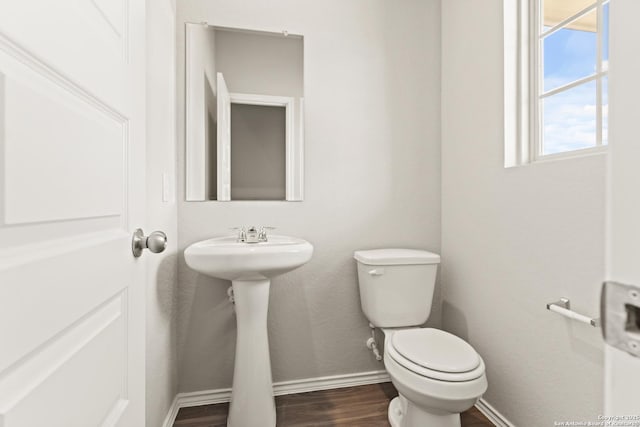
[184,235,313,281]
[184,234,313,427]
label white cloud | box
[542,82,598,154]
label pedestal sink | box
[184,234,313,427]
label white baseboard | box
[272,369,390,397]
[161,370,390,427]
[160,395,180,427]
[475,398,515,427]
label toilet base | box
[388,396,461,427]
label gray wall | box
[230,104,286,200]
[441,1,604,425]
[206,110,217,200]
[176,0,442,393]
[146,0,179,425]
[215,28,303,97]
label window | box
[505,0,609,165]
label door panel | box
[2,65,124,224]
[0,0,145,425]
[0,296,126,426]
[0,0,127,110]
[0,237,129,372]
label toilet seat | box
[386,329,485,382]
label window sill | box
[533,145,608,164]
[505,145,608,169]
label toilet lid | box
[390,329,481,373]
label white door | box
[605,0,640,415]
[0,1,146,426]
[217,72,231,201]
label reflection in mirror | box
[185,24,304,201]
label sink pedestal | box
[228,279,276,427]
[183,234,314,427]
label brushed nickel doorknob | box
[132,229,168,257]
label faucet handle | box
[230,226,247,242]
[258,226,275,241]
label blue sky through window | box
[541,4,608,155]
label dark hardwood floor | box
[173,382,493,427]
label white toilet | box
[354,248,487,427]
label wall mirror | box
[185,24,304,201]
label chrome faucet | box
[234,226,275,243]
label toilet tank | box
[354,248,440,328]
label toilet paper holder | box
[546,298,600,327]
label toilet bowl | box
[382,328,487,427]
[353,248,488,427]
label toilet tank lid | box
[353,248,440,266]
